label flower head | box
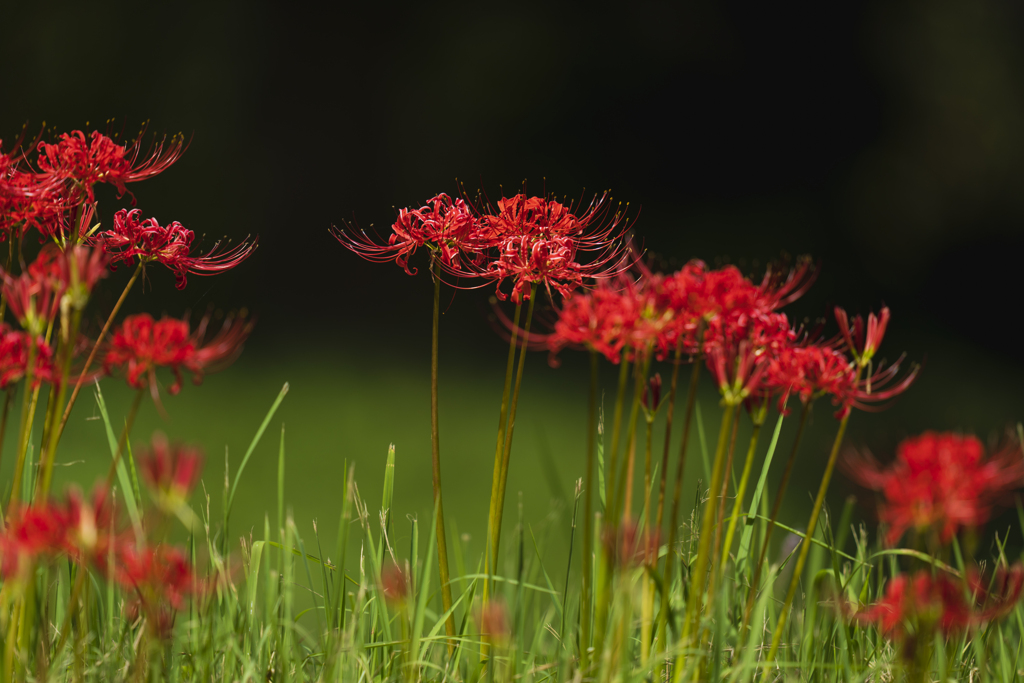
[0,328,55,388]
[95,209,256,289]
[116,543,197,610]
[843,432,1024,545]
[380,561,411,606]
[137,432,204,512]
[835,305,890,368]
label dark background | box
[4,0,1024,555]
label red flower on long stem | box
[94,209,256,289]
[137,432,204,511]
[843,431,1024,545]
[333,193,482,276]
[103,312,252,403]
[116,543,197,610]
[0,327,55,388]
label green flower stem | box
[580,349,599,672]
[54,261,143,445]
[603,356,631,517]
[491,283,538,571]
[0,388,15,505]
[655,342,684,535]
[654,354,701,674]
[613,353,648,522]
[767,368,863,663]
[36,307,83,501]
[7,335,38,513]
[720,400,767,567]
[741,401,810,637]
[676,400,736,673]
[428,258,456,650]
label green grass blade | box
[227,382,289,519]
[93,384,142,530]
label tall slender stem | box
[707,405,741,609]
[603,357,631,513]
[36,308,83,500]
[7,337,37,512]
[655,342,684,534]
[741,401,810,635]
[492,284,537,570]
[580,349,598,672]
[720,401,767,567]
[428,258,456,649]
[767,370,863,663]
[614,354,648,522]
[0,388,15,487]
[55,262,143,444]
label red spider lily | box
[474,192,631,303]
[765,344,856,415]
[0,159,64,239]
[0,328,55,387]
[95,208,256,289]
[835,305,890,367]
[601,520,661,570]
[476,599,511,642]
[137,432,204,510]
[64,486,119,569]
[0,502,69,579]
[843,432,1024,545]
[642,373,662,411]
[333,193,483,276]
[380,561,411,605]
[104,312,251,403]
[1,268,64,335]
[28,242,108,310]
[116,543,197,610]
[706,340,770,405]
[37,129,185,202]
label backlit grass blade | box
[227,382,289,521]
[93,384,142,531]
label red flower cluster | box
[844,432,1024,546]
[137,432,204,511]
[103,312,252,401]
[94,209,256,289]
[855,566,1024,637]
[0,326,55,388]
[335,188,631,303]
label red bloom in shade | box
[835,305,890,367]
[476,599,511,642]
[1,268,63,335]
[766,344,855,415]
[116,543,197,610]
[0,503,69,579]
[476,192,630,303]
[1,147,64,239]
[706,339,770,405]
[843,432,1024,545]
[37,129,185,202]
[104,312,252,403]
[63,486,119,570]
[333,193,482,276]
[380,561,411,605]
[137,432,204,510]
[94,209,256,289]
[0,328,55,387]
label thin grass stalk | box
[428,257,456,650]
[720,399,767,567]
[0,388,15,493]
[491,283,538,572]
[710,407,741,574]
[54,261,143,444]
[36,307,83,500]
[741,401,810,636]
[7,335,38,512]
[614,352,649,521]
[603,356,631,515]
[655,341,684,534]
[640,402,657,666]
[102,387,146,492]
[767,370,863,663]
[484,300,522,599]
[580,349,598,671]
[677,400,736,671]
[654,353,701,674]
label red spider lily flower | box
[333,193,482,276]
[95,208,256,289]
[835,305,890,367]
[0,328,56,387]
[843,432,1024,545]
[1,268,63,335]
[28,242,108,310]
[642,373,662,411]
[116,543,197,610]
[601,520,661,570]
[967,564,1024,622]
[380,561,411,606]
[765,344,855,416]
[104,312,251,403]
[37,129,185,202]
[542,279,632,364]
[476,192,631,303]
[1,154,65,239]
[63,486,119,569]
[854,571,971,639]
[0,503,70,579]
[476,599,511,643]
[137,432,204,511]
[706,339,770,406]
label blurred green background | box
[4,0,1024,577]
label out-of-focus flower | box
[0,502,69,579]
[835,306,889,367]
[843,432,1024,545]
[380,561,410,606]
[601,520,661,570]
[0,327,55,387]
[95,209,256,289]
[103,312,252,402]
[334,193,482,276]
[137,432,204,512]
[116,543,197,610]
[64,486,118,569]
[707,340,769,406]
[476,599,511,644]
[1,268,63,335]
